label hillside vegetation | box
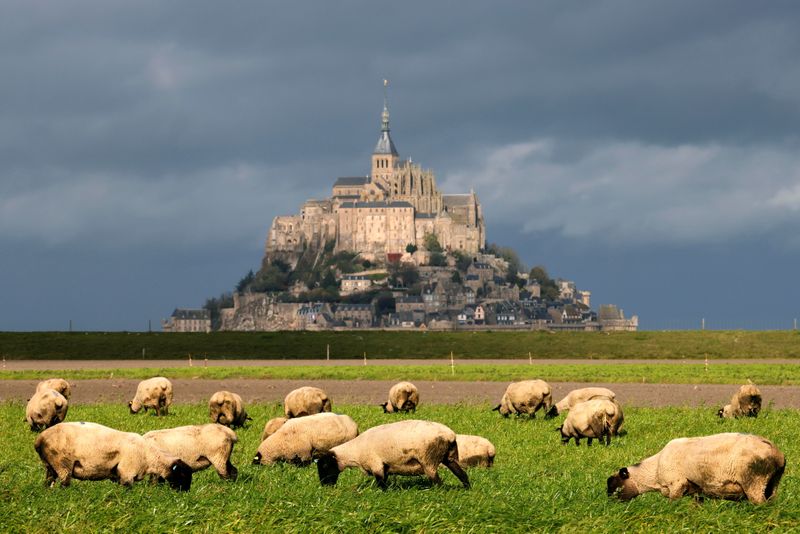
[0,330,799,360]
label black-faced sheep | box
[381,381,420,413]
[718,382,762,418]
[607,433,785,503]
[253,412,358,466]
[36,378,72,400]
[284,386,331,418]
[492,379,552,418]
[316,419,470,490]
[208,390,251,428]
[545,387,616,418]
[26,389,69,431]
[34,422,192,491]
[456,434,496,468]
[129,377,173,416]
[260,417,288,442]
[143,424,238,480]
[558,398,623,446]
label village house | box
[340,274,372,295]
[334,303,374,327]
[161,308,211,333]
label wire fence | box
[639,318,799,331]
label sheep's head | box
[165,460,192,491]
[544,406,559,419]
[380,402,393,414]
[252,451,263,465]
[317,452,341,486]
[607,467,637,500]
[128,400,139,414]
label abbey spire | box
[372,79,398,183]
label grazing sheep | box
[143,424,238,480]
[26,389,69,431]
[129,377,173,416]
[208,391,250,428]
[36,378,72,400]
[316,419,470,490]
[260,417,288,442]
[34,421,192,491]
[607,433,785,503]
[284,386,331,418]
[456,434,496,468]
[545,387,616,418]
[718,382,762,419]
[492,380,552,418]
[253,412,358,466]
[559,398,623,446]
[381,381,420,413]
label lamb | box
[381,381,420,413]
[35,378,72,400]
[316,419,470,490]
[253,412,358,466]
[260,417,288,442]
[34,421,192,491]
[143,424,238,480]
[492,379,552,418]
[283,386,331,418]
[718,382,762,419]
[545,387,616,418]
[129,376,173,416]
[208,390,251,428]
[456,434,496,468]
[558,398,624,446]
[607,433,785,503]
[26,389,69,431]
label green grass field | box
[2,330,800,360]
[3,361,800,385]
[1,402,798,533]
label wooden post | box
[204,354,208,368]
[363,352,367,366]
[327,344,330,361]
[450,351,455,376]
[142,348,146,359]
[704,353,708,373]
[188,353,193,367]
[528,351,532,365]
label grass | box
[1,402,799,532]
[3,361,800,385]
[2,330,800,360]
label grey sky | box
[2,1,799,330]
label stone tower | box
[370,80,399,185]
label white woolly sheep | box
[559,398,624,446]
[36,378,72,400]
[381,381,420,413]
[26,389,69,431]
[718,382,762,419]
[316,419,470,490]
[129,376,173,416]
[607,432,785,503]
[143,424,238,480]
[545,387,616,418]
[253,412,358,466]
[456,434,496,468]
[260,417,288,442]
[284,386,331,418]
[208,391,251,428]
[492,379,552,418]
[34,421,192,490]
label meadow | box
[2,402,798,533]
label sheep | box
[208,390,251,428]
[718,382,762,419]
[456,434,496,468]
[35,378,72,400]
[607,433,785,503]
[143,424,238,480]
[381,381,420,413]
[34,421,192,491]
[545,387,616,418]
[260,417,288,442]
[492,379,552,418]
[558,398,624,446]
[129,376,173,416]
[316,419,470,490]
[283,386,331,418]
[26,389,69,431]
[253,412,358,466]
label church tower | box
[371,80,398,185]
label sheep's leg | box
[43,463,58,488]
[442,459,470,489]
[587,437,593,446]
[574,437,580,446]
[374,464,388,490]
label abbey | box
[265,97,485,264]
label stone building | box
[162,308,211,333]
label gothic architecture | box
[265,94,485,264]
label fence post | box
[450,351,455,376]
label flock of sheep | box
[24,375,785,504]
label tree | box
[251,261,290,292]
[451,271,462,284]
[236,270,255,292]
[529,265,560,301]
[203,292,233,331]
[452,250,472,272]
[405,243,418,254]
[429,252,447,266]
[423,233,443,253]
[321,269,338,291]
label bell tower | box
[371,79,398,185]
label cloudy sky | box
[2,1,800,330]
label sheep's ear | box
[619,468,629,480]
[491,405,501,412]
